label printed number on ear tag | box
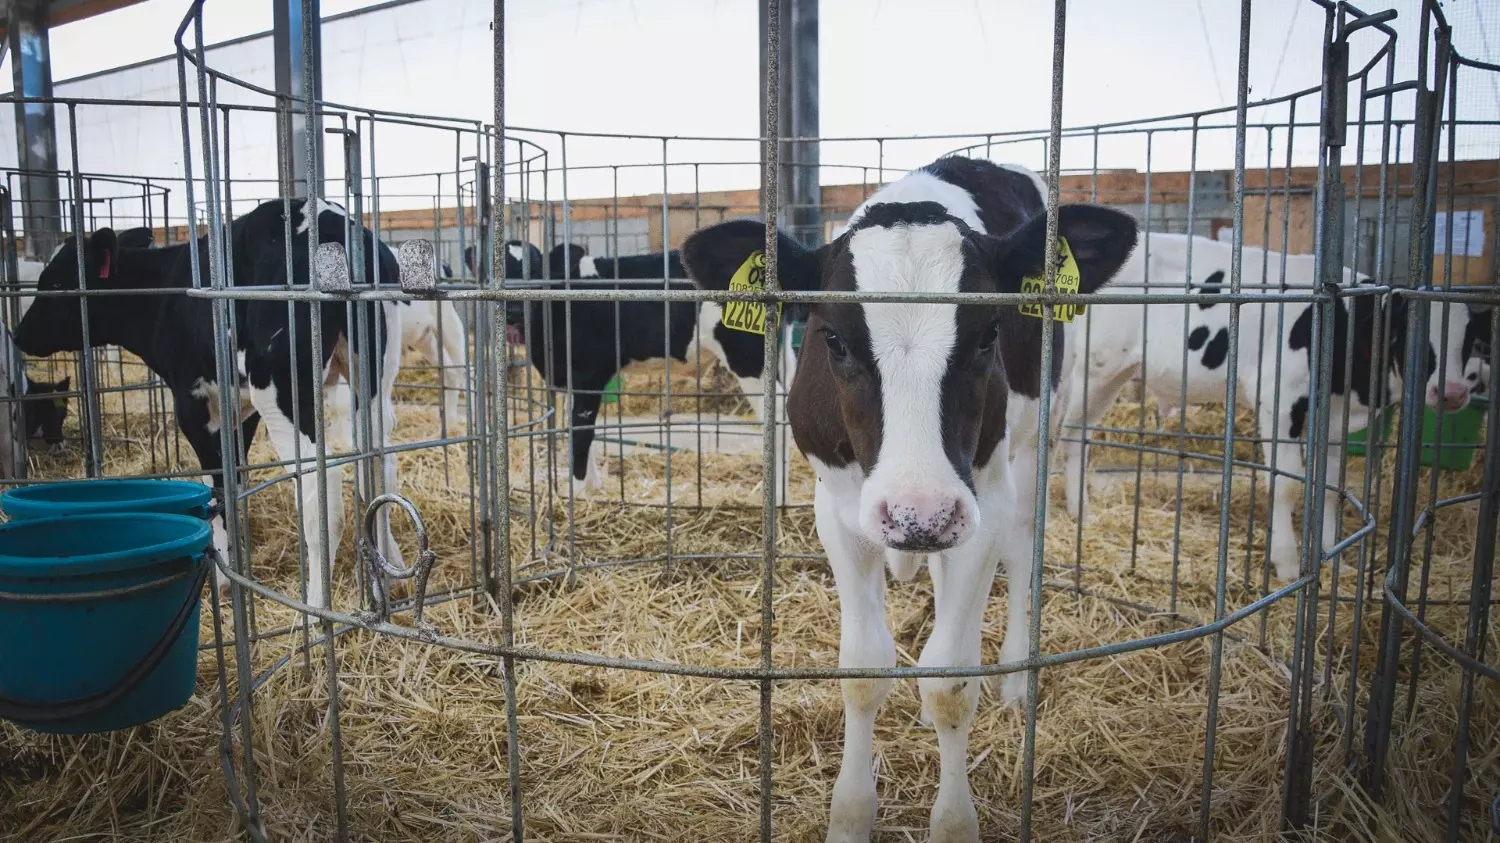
[720,251,781,336]
[1019,237,1084,323]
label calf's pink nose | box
[1432,381,1470,412]
[875,494,966,552]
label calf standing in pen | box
[683,155,1137,842]
[1059,232,1493,580]
[11,198,403,610]
[510,240,796,498]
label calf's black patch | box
[1201,328,1230,370]
[1188,326,1210,350]
[1197,271,1225,310]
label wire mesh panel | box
[2,1,1498,841]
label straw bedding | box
[1,350,1495,842]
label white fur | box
[575,253,599,279]
[399,298,470,419]
[294,197,349,235]
[849,222,976,550]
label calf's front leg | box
[919,461,1010,843]
[816,476,896,843]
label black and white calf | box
[12,198,403,609]
[510,241,796,497]
[1058,232,1494,580]
[683,155,1137,842]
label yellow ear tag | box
[720,251,782,336]
[51,397,67,410]
[1018,236,1083,323]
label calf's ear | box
[681,219,821,292]
[87,229,119,281]
[990,204,1138,294]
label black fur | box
[1201,328,1230,369]
[1196,270,1224,309]
[20,375,69,446]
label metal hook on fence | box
[313,241,352,293]
[358,492,440,639]
[396,238,438,294]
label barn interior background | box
[0,0,1496,841]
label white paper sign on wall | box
[1434,209,1485,257]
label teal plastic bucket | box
[0,512,212,734]
[0,478,213,522]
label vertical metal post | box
[760,0,819,247]
[274,0,324,198]
[758,3,782,839]
[1363,6,1449,802]
[8,0,63,260]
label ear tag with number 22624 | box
[1018,237,1083,323]
[720,251,783,336]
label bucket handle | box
[0,550,210,726]
[358,493,439,639]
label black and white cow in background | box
[12,198,403,610]
[684,155,1138,842]
[1058,232,1495,581]
[494,239,798,498]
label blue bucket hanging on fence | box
[0,479,214,735]
[0,478,213,522]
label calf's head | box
[683,202,1137,552]
[23,375,70,445]
[14,229,123,358]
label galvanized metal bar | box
[1199,2,1252,835]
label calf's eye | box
[978,321,1001,351]
[823,328,847,361]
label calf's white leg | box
[815,466,896,843]
[991,439,1034,709]
[918,458,1010,842]
[250,385,345,610]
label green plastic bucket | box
[1344,395,1488,471]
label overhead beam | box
[0,0,149,42]
[8,0,63,260]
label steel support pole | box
[8,0,63,260]
[274,0,324,198]
[760,0,819,246]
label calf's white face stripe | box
[851,221,976,540]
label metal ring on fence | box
[0,549,211,724]
[358,493,440,639]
